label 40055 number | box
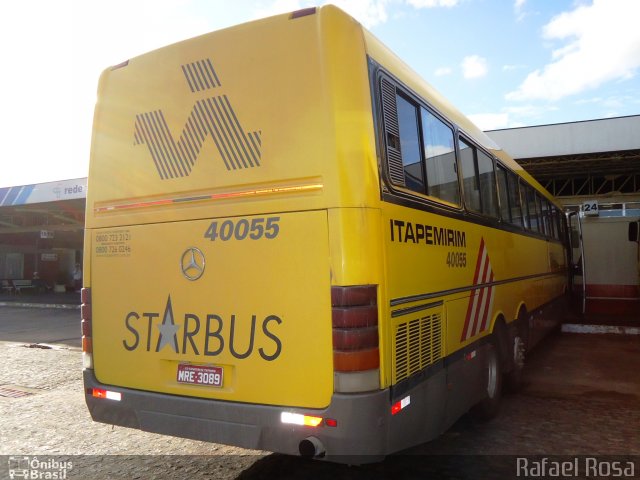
[204,217,280,242]
[446,251,467,268]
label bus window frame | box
[458,134,500,221]
[496,163,511,224]
[536,194,546,237]
[395,91,427,195]
[505,168,524,228]
[375,70,464,212]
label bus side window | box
[549,205,557,239]
[507,172,523,228]
[520,179,531,229]
[477,150,498,218]
[526,186,540,233]
[459,139,482,213]
[421,108,460,205]
[544,201,555,238]
[555,208,564,241]
[537,195,548,236]
[396,95,425,194]
[496,164,510,222]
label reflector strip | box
[92,388,122,401]
[94,183,323,213]
[280,412,323,427]
[391,395,410,415]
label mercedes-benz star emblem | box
[180,247,205,281]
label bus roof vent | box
[290,7,317,19]
[380,78,406,186]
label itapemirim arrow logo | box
[133,58,262,180]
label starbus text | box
[122,296,283,361]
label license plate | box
[176,364,223,387]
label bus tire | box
[470,338,502,421]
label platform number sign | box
[582,200,599,216]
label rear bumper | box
[83,369,390,463]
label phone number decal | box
[95,229,132,257]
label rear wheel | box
[470,339,502,421]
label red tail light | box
[81,287,93,357]
[331,285,379,372]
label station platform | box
[0,291,80,309]
[561,309,639,335]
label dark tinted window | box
[421,108,460,205]
[526,187,540,232]
[520,180,530,229]
[478,151,498,218]
[460,139,498,218]
[396,95,424,193]
[459,139,481,213]
[496,165,510,222]
[541,199,552,237]
[507,173,524,227]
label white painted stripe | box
[561,324,640,335]
[472,255,493,337]
[466,246,488,340]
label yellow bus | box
[82,5,569,463]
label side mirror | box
[629,221,639,242]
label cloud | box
[406,0,459,7]
[467,104,559,130]
[331,0,391,27]
[461,55,488,79]
[435,66,452,76]
[255,0,460,28]
[507,0,640,102]
[502,64,527,71]
[467,113,510,131]
[514,0,527,21]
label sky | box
[1,0,639,188]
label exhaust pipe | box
[299,436,326,458]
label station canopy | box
[486,115,640,198]
[0,178,86,251]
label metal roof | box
[485,116,640,197]
[486,115,640,159]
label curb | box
[0,302,80,310]
[561,323,639,335]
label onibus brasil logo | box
[8,456,73,479]
[133,58,262,180]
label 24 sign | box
[582,200,599,216]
